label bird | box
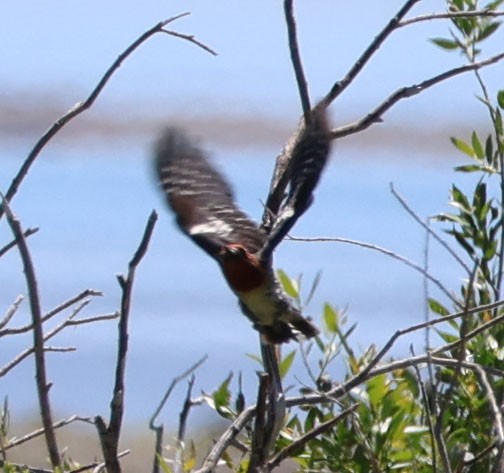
[153,106,331,344]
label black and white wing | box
[154,127,266,259]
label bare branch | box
[284,0,311,121]
[44,289,103,320]
[0,227,39,259]
[0,289,103,337]
[287,234,460,306]
[194,406,256,473]
[322,0,421,105]
[0,12,201,219]
[70,450,130,473]
[2,415,93,451]
[96,211,157,473]
[390,184,471,274]
[431,311,504,356]
[0,195,61,468]
[149,355,207,473]
[161,29,217,56]
[331,50,504,139]
[0,295,24,331]
[284,354,504,410]
[399,9,504,28]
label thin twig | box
[161,29,217,56]
[399,9,504,28]
[0,295,24,331]
[194,406,256,473]
[0,12,205,219]
[284,0,311,122]
[331,50,504,139]
[474,365,504,444]
[0,290,104,337]
[0,228,39,258]
[96,211,157,473]
[283,354,504,411]
[150,355,208,473]
[323,0,421,105]
[431,311,504,356]
[287,234,459,306]
[2,415,93,451]
[268,404,358,470]
[390,183,471,274]
[174,375,197,473]
[80,450,130,473]
[0,195,61,468]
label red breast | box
[219,244,268,292]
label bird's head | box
[219,244,249,261]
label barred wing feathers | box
[154,128,266,259]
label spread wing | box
[154,127,266,259]
[259,105,332,261]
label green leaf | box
[245,352,263,365]
[485,134,494,165]
[430,37,460,50]
[276,269,299,298]
[279,349,296,378]
[323,303,338,333]
[452,229,475,257]
[454,164,485,173]
[450,136,476,158]
[428,298,450,316]
[477,21,501,42]
[498,90,504,109]
[451,185,471,212]
[211,373,233,417]
[183,441,197,472]
[157,454,173,473]
[305,270,322,306]
[471,131,484,159]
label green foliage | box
[195,8,504,472]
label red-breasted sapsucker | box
[154,107,331,344]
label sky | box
[1,0,504,442]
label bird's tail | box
[259,314,319,344]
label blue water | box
[1,136,476,430]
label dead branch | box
[2,415,93,451]
[390,184,471,274]
[149,355,207,473]
[95,210,157,473]
[0,309,116,377]
[0,295,24,331]
[0,295,110,338]
[0,12,212,220]
[194,405,256,473]
[0,227,38,259]
[160,29,217,56]
[287,234,459,306]
[0,195,61,468]
[322,0,421,106]
[331,49,504,140]
[283,0,311,122]
[398,9,504,28]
